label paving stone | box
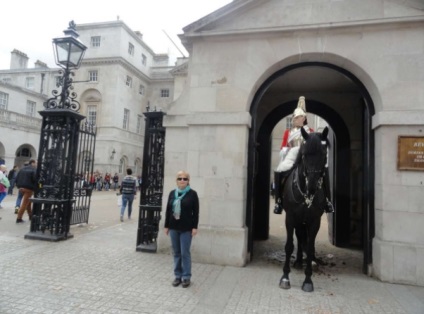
[1,192,424,313]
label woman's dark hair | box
[126,168,133,175]
[303,117,308,125]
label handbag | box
[0,175,10,188]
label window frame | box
[89,70,98,82]
[87,105,97,126]
[91,36,101,47]
[160,89,170,98]
[128,43,134,56]
[26,100,36,117]
[25,77,35,89]
[123,108,130,130]
[0,92,9,110]
[126,76,132,87]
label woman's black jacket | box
[164,189,199,232]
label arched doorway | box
[247,62,375,274]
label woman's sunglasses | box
[177,177,188,181]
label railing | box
[0,109,42,130]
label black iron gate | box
[71,121,96,225]
[136,110,166,252]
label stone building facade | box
[156,0,424,287]
[0,21,177,179]
[1,0,423,287]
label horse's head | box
[299,127,329,196]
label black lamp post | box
[25,21,88,241]
[45,20,87,111]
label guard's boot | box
[273,171,283,214]
[323,169,334,213]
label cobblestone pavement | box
[1,191,423,313]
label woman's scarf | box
[172,186,191,219]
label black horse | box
[279,126,329,292]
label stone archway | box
[247,62,375,273]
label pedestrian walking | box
[15,159,37,223]
[0,165,9,210]
[112,173,119,191]
[7,165,18,195]
[119,168,137,222]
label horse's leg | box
[293,224,305,269]
[302,219,321,292]
[279,222,294,289]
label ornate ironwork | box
[136,111,166,252]
[44,68,81,111]
[25,22,89,242]
[25,110,85,241]
[71,121,96,225]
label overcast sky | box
[0,0,232,69]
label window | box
[142,54,147,66]
[136,115,142,134]
[139,84,145,95]
[17,148,31,157]
[160,89,169,98]
[89,70,98,82]
[0,92,9,110]
[128,43,134,56]
[123,109,129,130]
[2,77,11,83]
[87,105,97,126]
[119,158,125,174]
[91,36,101,47]
[26,100,36,117]
[126,76,132,87]
[55,76,61,87]
[26,77,35,89]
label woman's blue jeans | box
[169,229,192,280]
[120,194,134,217]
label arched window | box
[17,148,31,157]
[119,158,125,174]
[134,158,142,176]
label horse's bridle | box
[294,154,326,208]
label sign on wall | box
[397,136,424,171]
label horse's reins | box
[293,154,325,208]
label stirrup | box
[274,201,283,215]
[324,199,334,213]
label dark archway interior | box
[246,62,375,273]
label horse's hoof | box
[302,282,314,292]
[279,278,291,289]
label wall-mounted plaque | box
[397,136,424,171]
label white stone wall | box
[373,125,424,285]
[158,0,424,285]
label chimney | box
[135,31,143,40]
[35,60,49,68]
[10,49,29,70]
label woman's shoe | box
[181,279,191,288]
[172,278,181,287]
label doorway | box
[246,62,375,274]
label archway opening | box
[247,62,375,274]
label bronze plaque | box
[397,136,424,171]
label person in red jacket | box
[273,96,333,214]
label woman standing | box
[164,170,199,288]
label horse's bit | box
[294,158,324,208]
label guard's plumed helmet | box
[293,96,307,118]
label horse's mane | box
[293,132,330,166]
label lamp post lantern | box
[25,21,89,241]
